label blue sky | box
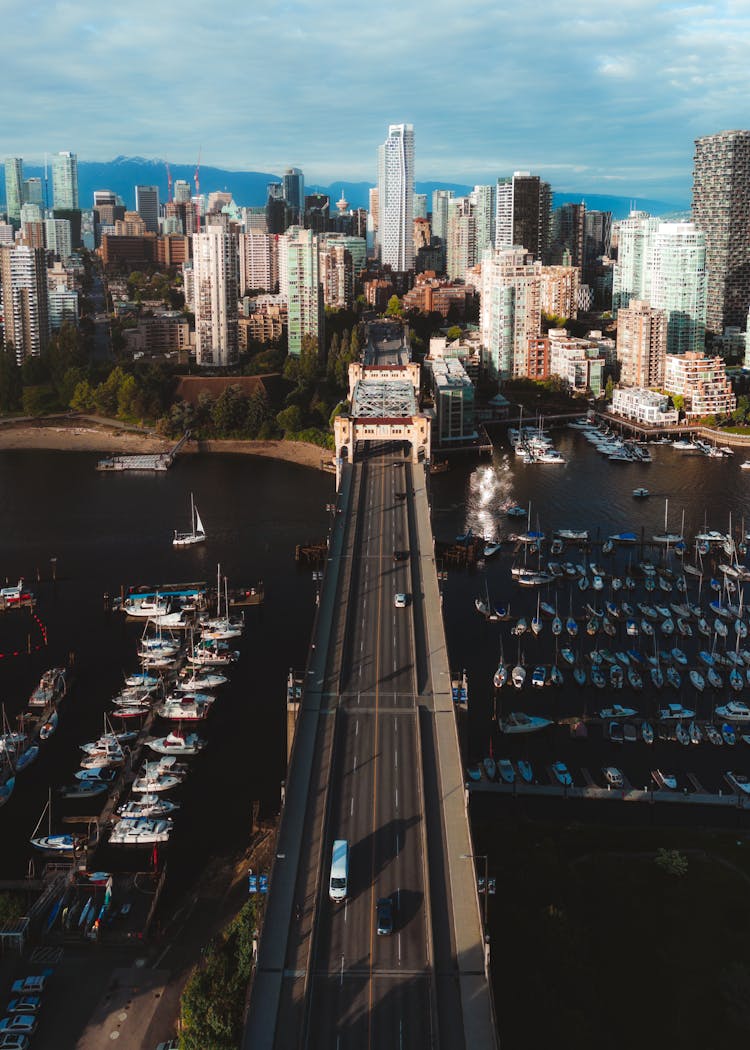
[4,0,750,203]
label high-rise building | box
[495,172,551,260]
[550,202,586,271]
[135,185,160,235]
[284,227,324,356]
[45,217,73,263]
[377,123,415,271]
[283,168,304,221]
[0,244,50,364]
[583,210,612,283]
[472,185,495,257]
[692,129,750,335]
[51,151,79,209]
[367,188,379,257]
[413,193,427,220]
[431,189,454,243]
[612,212,660,312]
[303,194,329,234]
[192,225,239,367]
[617,299,667,387]
[4,158,24,223]
[613,214,707,353]
[320,233,367,277]
[320,241,354,309]
[174,180,192,204]
[24,178,43,208]
[239,231,278,294]
[664,351,736,417]
[540,266,579,321]
[480,246,542,378]
[446,197,476,280]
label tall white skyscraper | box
[613,213,707,353]
[239,231,278,294]
[51,151,79,209]
[472,185,495,256]
[377,123,415,271]
[480,246,542,379]
[193,225,239,367]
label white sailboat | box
[173,493,206,548]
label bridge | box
[244,321,497,1049]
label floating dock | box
[96,432,190,473]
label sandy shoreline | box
[0,419,331,471]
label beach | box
[0,417,330,470]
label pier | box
[96,431,190,473]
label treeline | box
[166,384,277,441]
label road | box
[274,441,434,1048]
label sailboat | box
[30,788,78,854]
[173,493,206,548]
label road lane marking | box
[396,834,400,855]
[398,933,402,963]
[395,749,398,769]
[344,900,348,923]
[355,720,359,736]
[340,954,345,987]
[350,796,354,816]
[395,787,398,809]
[353,755,357,773]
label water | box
[0,450,334,892]
[1,431,749,895]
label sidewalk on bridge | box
[412,467,499,1050]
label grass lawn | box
[475,814,750,1049]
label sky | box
[4,0,750,204]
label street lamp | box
[461,852,489,932]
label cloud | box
[2,0,749,201]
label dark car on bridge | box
[393,549,409,562]
[376,897,393,936]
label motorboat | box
[661,619,675,636]
[730,668,745,692]
[156,696,214,721]
[641,721,654,745]
[627,667,643,690]
[721,723,737,746]
[177,670,229,691]
[599,704,637,720]
[110,818,173,845]
[516,760,533,784]
[610,532,638,544]
[666,667,681,690]
[602,766,624,787]
[493,664,508,689]
[551,616,563,636]
[573,666,587,687]
[715,701,750,723]
[705,723,723,746]
[58,780,110,800]
[560,647,575,666]
[726,771,750,795]
[15,744,39,773]
[689,721,703,745]
[497,712,552,734]
[482,756,497,781]
[556,529,589,542]
[608,721,624,743]
[591,667,606,689]
[28,667,67,708]
[147,732,206,756]
[483,542,502,558]
[0,776,15,808]
[675,722,690,747]
[74,766,118,783]
[30,833,77,854]
[658,703,696,721]
[38,712,59,741]
[707,667,723,689]
[125,671,160,689]
[117,794,180,818]
[550,665,564,687]
[671,647,688,666]
[511,664,526,689]
[552,761,573,787]
[466,763,482,782]
[123,596,171,619]
[632,488,649,499]
[131,771,183,794]
[650,666,664,689]
[652,770,678,790]
[79,743,124,769]
[497,759,515,784]
[566,617,578,638]
[531,666,547,688]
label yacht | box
[117,794,180,818]
[725,771,750,795]
[109,818,174,845]
[716,701,750,723]
[147,732,206,756]
[497,712,552,734]
[658,703,696,721]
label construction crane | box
[194,147,202,233]
[165,160,173,203]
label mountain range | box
[20,156,688,220]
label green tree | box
[276,404,303,434]
[0,349,22,413]
[70,379,95,413]
[22,385,56,416]
[116,374,139,419]
[299,334,321,384]
[654,848,688,878]
[605,377,614,401]
[446,325,462,342]
[386,294,403,317]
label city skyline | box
[3,1,749,199]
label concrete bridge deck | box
[244,442,497,1049]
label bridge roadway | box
[244,440,496,1049]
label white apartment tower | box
[377,123,415,271]
[51,151,79,210]
[44,218,73,263]
[193,225,239,367]
[0,245,50,365]
[239,232,278,294]
[480,246,542,379]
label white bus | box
[329,839,349,901]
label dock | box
[468,779,750,808]
[96,431,190,473]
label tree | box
[385,295,403,317]
[446,325,462,342]
[605,377,614,401]
[654,848,688,878]
[70,379,95,413]
[0,349,22,413]
[276,404,303,434]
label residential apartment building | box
[617,299,667,388]
[495,172,552,260]
[480,246,542,378]
[402,272,475,318]
[377,123,415,271]
[612,387,679,425]
[44,218,73,263]
[0,244,50,364]
[446,196,476,280]
[664,351,736,418]
[540,265,579,320]
[48,288,79,330]
[319,241,353,309]
[612,212,660,312]
[427,357,476,445]
[547,329,605,395]
[413,193,427,220]
[550,201,586,271]
[238,299,287,347]
[284,227,324,356]
[239,231,279,294]
[692,129,750,334]
[583,210,612,284]
[431,189,454,243]
[192,225,239,367]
